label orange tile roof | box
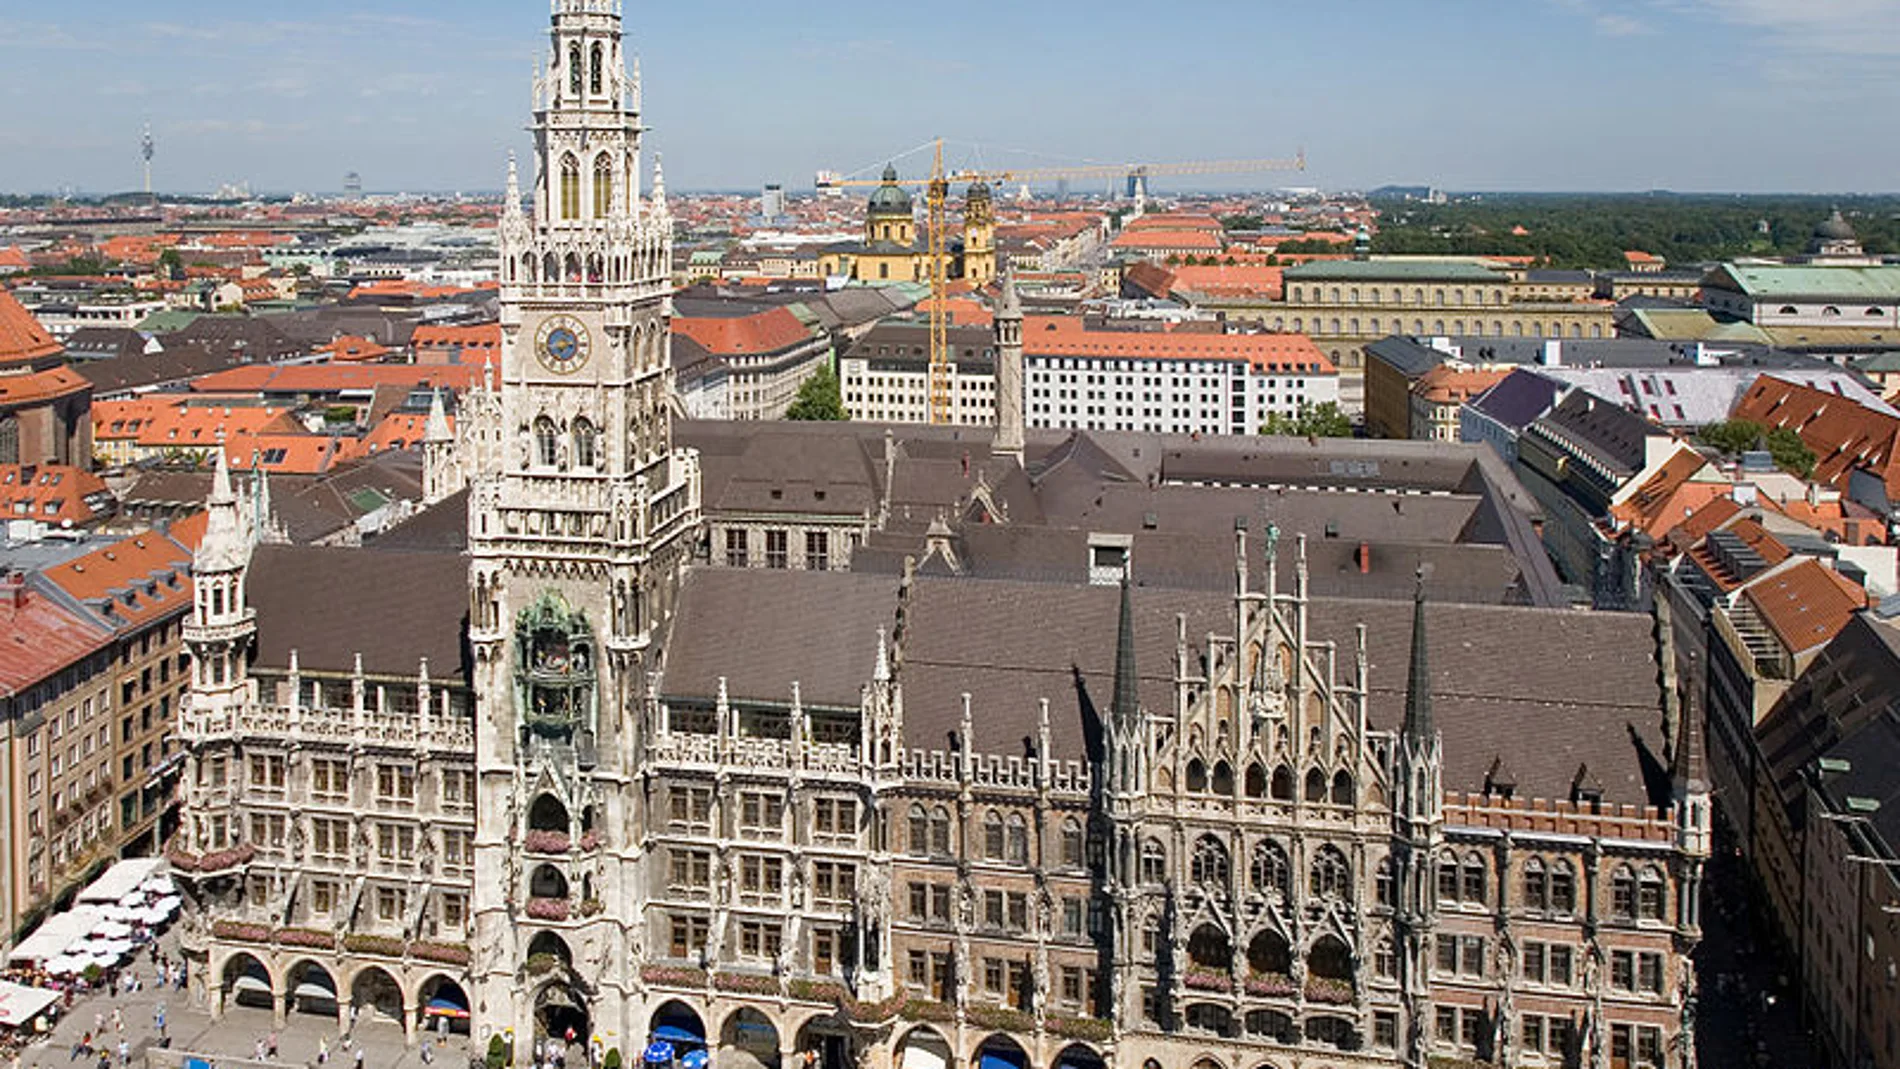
[1166,264,1284,300]
[1732,375,1900,498]
[1023,316,1335,374]
[347,279,490,301]
[1413,364,1511,406]
[100,397,300,450]
[672,307,815,356]
[319,335,395,363]
[413,323,500,351]
[166,510,209,551]
[920,297,993,327]
[223,433,348,475]
[0,247,31,270]
[92,396,176,442]
[0,365,89,408]
[1686,516,1792,592]
[1772,495,1888,546]
[42,530,195,632]
[1123,213,1222,233]
[1670,495,1743,546]
[0,288,63,366]
[0,464,112,527]
[1742,558,1868,656]
[1625,251,1661,264]
[0,579,111,691]
[1110,229,1223,252]
[1610,447,1719,538]
[347,410,452,459]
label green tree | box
[1220,213,1264,231]
[1698,419,1763,456]
[158,247,183,280]
[1262,401,1353,438]
[787,365,847,421]
[1765,427,1817,479]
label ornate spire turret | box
[1402,568,1433,744]
[993,273,1025,462]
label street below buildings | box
[1696,822,1814,1069]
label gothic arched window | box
[929,806,951,855]
[1611,865,1637,920]
[1004,813,1028,864]
[1250,839,1290,899]
[1638,867,1666,920]
[982,810,1005,860]
[567,44,582,96]
[907,805,929,856]
[534,417,558,468]
[1462,852,1487,905]
[1523,857,1549,911]
[1550,860,1577,915]
[1191,835,1230,890]
[1309,845,1350,899]
[572,418,597,469]
[560,155,581,221]
[589,42,603,95]
[1060,819,1084,868]
[593,154,613,218]
[1139,839,1166,886]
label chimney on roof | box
[1541,339,1562,367]
[1358,541,1372,575]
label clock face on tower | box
[535,315,592,375]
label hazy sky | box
[6,0,1900,196]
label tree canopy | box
[787,365,847,422]
[1262,401,1353,438]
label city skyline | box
[5,0,1900,196]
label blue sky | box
[5,0,1900,195]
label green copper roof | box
[1283,260,1504,283]
[1709,263,1900,301]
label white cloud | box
[1548,0,1655,37]
[1680,0,1900,56]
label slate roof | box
[660,570,1668,805]
[247,542,469,679]
[1468,369,1564,432]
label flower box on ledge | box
[964,1003,1035,1034]
[526,897,571,922]
[211,920,270,944]
[1244,971,1297,998]
[578,830,602,852]
[713,972,778,996]
[276,928,334,950]
[343,933,405,957]
[787,979,847,1005]
[523,830,570,854]
[1183,967,1232,993]
[640,964,707,989]
[1045,1015,1113,1043]
[898,999,954,1024]
[191,843,257,874]
[1305,976,1354,1004]
[412,942,470,965]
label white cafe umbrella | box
[96,905,136,923]
[153,896,181,915]
[94,921,133,939]
[136,906,170,927]
[139,875,175,896]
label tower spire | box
[505,152,521,217]
[1110,570,1138,731]
[1402,566,1432,742]
[1673,652,1707,794]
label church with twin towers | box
[167,4,1711,1069]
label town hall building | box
[166,6,1710,1069]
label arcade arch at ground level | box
[200,946,475,1044]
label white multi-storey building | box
[842,305,1338,437]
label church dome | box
[867,164,913,217]
[0,288,62,369]
[1815,208,1857,242]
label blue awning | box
[678,1053,708,1069]
[979,1053,1025,1069]
[651,1025,703,1045]
[642,1042,674,1065]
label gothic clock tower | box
[465,0,701,1051]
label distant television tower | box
[141,124,155,197]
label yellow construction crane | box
[816,139,1306,424]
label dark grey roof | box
[248,542,469,679]
[1468,368,1565,432]
[1529,388,1656,476]
[659,569,1668,805]
[75,344,237,396]
[1526,269,1594,285]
